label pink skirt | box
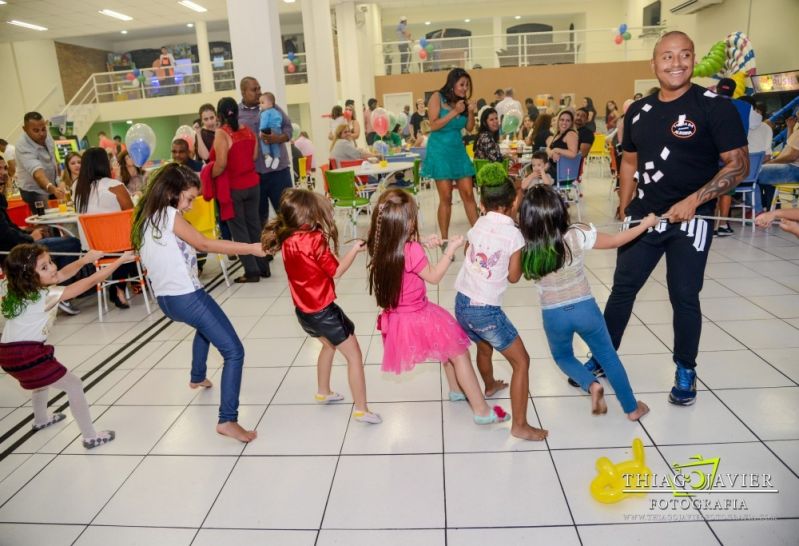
[378,300,471,374]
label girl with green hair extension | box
[518,184,657,421]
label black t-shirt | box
[410,112,426,136]
[622,84,747,217]
[577,126,595,150]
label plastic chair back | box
[319,164,331,195]
[326,170,360,203]
[182,196,217,238]
[305,154,313,170]
[78,209,135,252]
[741,151,765,184]
[589,134,606,156]
[556,153,583,184]
[6,200,31,228]
[297,156,308,179]
[339,159,362,168]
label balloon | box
[619,23,628,34]
[398,112,409,130]
[292,59,302,70]
[374,140,389,157]
[291,123,301,136]
[419,37,428,48]
[174,125,195,151]
[412,43,422,54]
[501,109,522,135]
[622,31,631,41]
[614,35,623,45]
[287,51,296,61]
[389,112,398,131]
[132,68,140,77]
[343,110,352,121]
[425,43,434,54]
[125,72,135,81]
[371,107,390,137]
[287,63,296,73]
[282,58,291,67]
[419,49,428,60]
[125,123,156,167]
[590,439,651,504]
[137,74,146,84]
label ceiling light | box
[178,0,207,12]
[0,1,7,5]
[126,120,133,124]
[120,30,128,34]
[464,19,471,23]
[424,21,431,25]
[99,9,133,21]
[514,15,521,20]
[7,20,48,31]
[186,23,194,27]
[283,0,297,3]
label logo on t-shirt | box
[671,115,696,139]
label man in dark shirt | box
[171,139,203,172]
[409,99,427,140]
[587,31,748,407]
[574,108,595,158]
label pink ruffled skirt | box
[378,300,471,374]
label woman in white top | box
[73,147,135,308]
[329,124,375,163]
[132,163,267,443]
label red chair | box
[319,164,331,196]
[304,153,313,170]
[6,200,32,228]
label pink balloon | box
[287,63,296,73]
[614,35,623,45]
[343,110,353,121]
[372,107,389,137]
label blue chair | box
[556,153,583,220]
[409,147,427,160]
[733,151,765,226]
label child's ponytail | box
[261,214,289,255]
[518,184,572,280]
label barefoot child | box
[519,185,653,420]
[133,163,266,443]
[756,208,799,237]
[1,245,134,448]
[261,189,380,424]
[454,168,549,440]
[367,189,510,425]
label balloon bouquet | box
[284,52,302,74]
[693,31,756,98]
[613,23,632,45]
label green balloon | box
[389,113,398,130]
[622,31,632,40]
[501,114,520,135]
[425,43,434,54]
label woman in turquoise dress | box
[421,68,479,242]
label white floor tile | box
[94,455,236,527]
[715,387,799,441]
[244,403,351,456]
[116,369,200,406]
[190,367,287,406]
[0,454,56,506]
[443,398,546,453]
[710,518,799,546]
[756,348,799,382]
[648,321,746,352]
[579,522,718,545]
[74,526,195,546]
[204,456,337,529]
[193,529,317,546]
[698,350,795,389]
[270,366,350,405]
[0,455,141,524]
[151,405,265,455]
[0,523,85,546]
[342,401,442,454]
[318,529,445,546]
[323,454,444,528]
[447,527,580,546]
[360,363,444,402]
[765,440,799,475]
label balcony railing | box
[376,26,667,75]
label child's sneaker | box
[716,224,734,237]
[567,356,605,387]
[353,410,382,424]
[473,405,511,425]
[32,412,66,431]
[83,430,115,449]
[264,155,273,168]
[668,364,697,406]
[315,392,345,403]
[270,156,280,169]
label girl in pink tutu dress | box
[366,189,510,425]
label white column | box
[226,0,286,106]
[335,1,366,147]
[492,16,502,68]
[194,20,214,93]
[301,0,338,166]
[365,3,384,77]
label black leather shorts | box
[295,302,355,346]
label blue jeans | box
[157,289,244,423]
[454,292,518,351]
[754,163,799,213]
[39,236,81,271]
[542,298,637,413]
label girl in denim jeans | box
[454,165,548,441]
[519,185,654,420]
[134,163,267,443]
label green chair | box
[326,169,371,238]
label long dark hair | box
[439,68,472,111]
[605,100,617,120]
[519,184,572,280]
[1,243,47,319]
[367,189,420,309]
[583,96,596,113]
[74,147,113,213]
[479,107,499,141]
[118,150,143,188]
[131,163,201,250]
[261,188,339,256]
[532,113,553,144]
[217,97,239,131]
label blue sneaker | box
[668,364,697,406]
[567,356,606,388]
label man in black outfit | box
[580,31,749,406]
[574,108,595,158]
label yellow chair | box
[586,133,608,177]
[770,183,799,211]
[296,156,310,189]
[466,142,474,159]
[182,196,231,287]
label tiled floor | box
[1,172,798,545]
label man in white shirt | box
[15,112,64,213]
[495,88,523,120]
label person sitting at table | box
[412,120,431,147]
[526,113,553,151]
[330,124,376,163]
[545,110,579,179]
[473,107,503,163]
[59,151,81,194]
[375,124,403,150]
[0,156,82,315]
[73,147,136,309]
[118,150,145,198]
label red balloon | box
[419,49,428,60]
[614,35,623,45]
[125,72,135,81]
[287,63,296,73]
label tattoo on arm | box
[695,147,749,205]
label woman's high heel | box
[108,287,130,309]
